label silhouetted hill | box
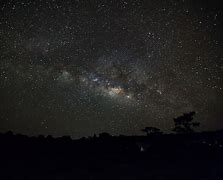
[0,130,223,180]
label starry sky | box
[0,0,222,138]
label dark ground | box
[0,131,223,180]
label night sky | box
[0,0,222,138]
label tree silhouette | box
[141,127,161,136]
[172,112,200,133]
[99,132,111,138]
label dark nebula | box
[0,0,222,138]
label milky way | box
[0,0,222,138]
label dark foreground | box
[1,131,223,180]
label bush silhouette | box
[141,127,162,136]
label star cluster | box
[0,0,222,137]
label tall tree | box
[172,112,200,133]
